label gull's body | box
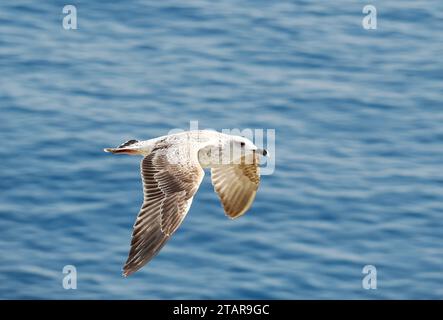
[104,130,266,276]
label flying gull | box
[104,130,267,276]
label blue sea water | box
[0,0,442,299]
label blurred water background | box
[0,0,442,299]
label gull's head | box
[229,135,268,157]
[199,133,268,168]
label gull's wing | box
[123,145,204,276]
[211,154,260,219]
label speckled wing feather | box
[211,154,260,219]
[122,144,204,276]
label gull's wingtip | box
[122,267,133,277]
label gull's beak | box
[256,148,268,157]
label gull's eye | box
[240,142,245,147]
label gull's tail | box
[104,139,140,155]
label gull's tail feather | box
[117,139,139,148]
[104,139,140,155]
[104,147,138,154]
